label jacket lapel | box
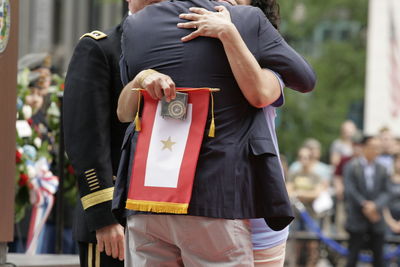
[370,162,384,197]
[354,159,369,196]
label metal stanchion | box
[0,243,14,267]
[0,243,6,265]
[55,93,65,254]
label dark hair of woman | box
[251,0,280,30]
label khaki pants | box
[253,242,286,267]
[125,214,253,267]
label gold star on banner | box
[161,136,176,151]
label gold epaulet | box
[80,30,107,40]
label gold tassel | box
[134,113,141,132]
[134,91,142,131]
[209,118,215,138]
[208,91,215,138]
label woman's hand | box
[177,6,235,42]
[177,4,281,108]
[117,69,176,122]
[137,70,176,102]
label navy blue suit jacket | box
[114,0,316,230]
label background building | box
[18,0,125,72]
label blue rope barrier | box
[293,199,400,262]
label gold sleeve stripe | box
[90,185,100,191]
[86,173,97,179]
[85,169,95,174]
[88,179,98,185]
[81,187,114,210]
[90,186,101,191]
[88,243,93,267]
[89,183,100,188]
[95,244,100,267]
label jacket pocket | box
[249,138,277,156]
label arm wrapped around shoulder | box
[255,8,316,93]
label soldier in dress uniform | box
[63,0,163,266]
[63,26,127,267]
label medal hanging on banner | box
[161,92,189,120]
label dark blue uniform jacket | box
[64,24,129,242]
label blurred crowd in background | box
[285,120,400,266]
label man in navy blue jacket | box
[114,0,316,264]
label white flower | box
[27,165,37,179]
[47,85,58,94]
[33,137,42,148]
[47,102,60,117]
[17,147,23,154]
[17,68,30,88]
[22,105,32,119]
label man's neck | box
[360,156,375,165]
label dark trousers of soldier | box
[78,242,124,267]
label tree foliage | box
[276,0,368,162]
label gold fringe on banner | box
[125,199,189,214]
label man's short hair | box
[360,135,374,145]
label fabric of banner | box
[126,89,210,214]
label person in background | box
[376,127,396,174]
[344,136,390,267]
[395,138,400,155]
[289,138,333,234]
[394,138,400,154]
[327,121,355,234]
[289,138,332,182]
[330,120,357,167]
[287,146,327,267]
[383,153,400,266]
[287,147,327,214]
[332,135,363,235]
